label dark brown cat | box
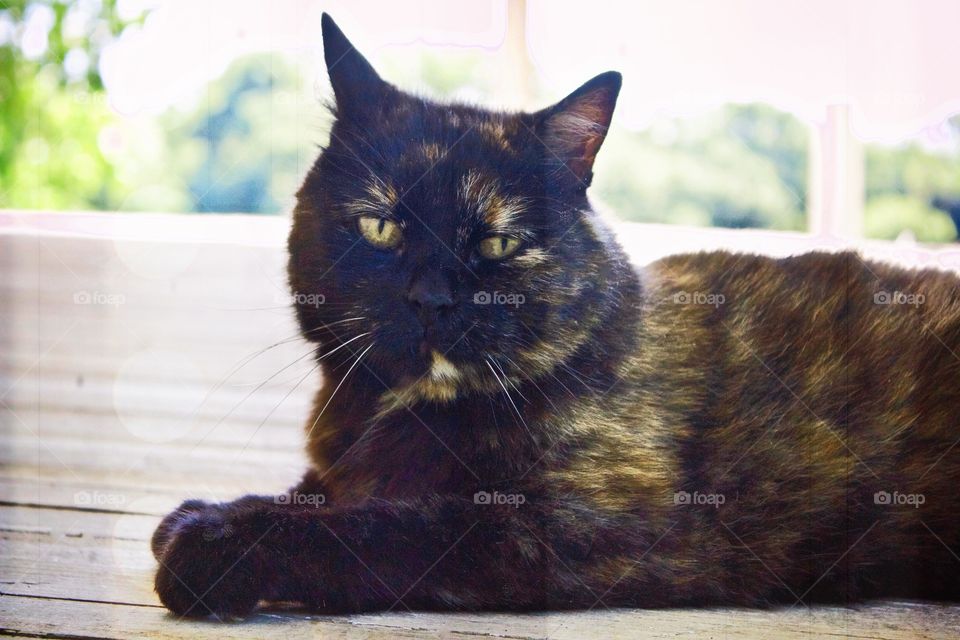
[152,14,960,618]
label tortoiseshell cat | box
[152,14,960,618]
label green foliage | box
[384,50,489,99]
[3,69,118,209]
[865,194,957,242]
[594,104,808,230]
[0,0,143,209]
[146,54,328,214]
[864,129,960,242]
[866,144,960,202]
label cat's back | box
[639,249,960,425]
[645,248,959,314]
[629,249,960,601]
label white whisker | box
[185,331,308,422]
[491,357,528,403]
[305,342,375,440]
[236,361,322,458]
[504,355,559,413]
[315,331,372,362]
[191,346,318,451]
[486,357,533,441]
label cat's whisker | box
[486,393,504,437]
[192,331,372,451]
[490,356,528,403]
[305,342,375,440]
[542,369,579,401]
[196,313,361,400]
[305,317,367,336]
[485,357,534,442]
[236,360,323,459]
[510,335,579,400]
[557,361,602,394]
[190,346,319,451]
[185,331,310,422]
[503,354,560,414]
[315,331,373,361]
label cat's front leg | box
[151,470,331,562]
[154,492,660,618]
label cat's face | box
[289,15,621,402]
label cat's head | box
[289,14,624,404]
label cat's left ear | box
[321,13,388,117]
[536,71,622,188]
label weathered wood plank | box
[1,406,306,452]
[0,372,314,428]
[0,595,450,640]
[4,591,959,639]
[0,472,299,516]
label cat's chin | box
[397,347,460,386]
[374,348,464,408]
[362,343,441,384]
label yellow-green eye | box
[478,235,521,260]
[357,216,402,249]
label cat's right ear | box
[535,71,622,189]
[321,14,387,114]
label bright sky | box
[95,0,960,144]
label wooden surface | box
[2,214,960,639]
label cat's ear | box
[321,14,387,114]
[536,71,622,188]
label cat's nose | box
[407,272,456,325]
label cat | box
[151,14,960,619]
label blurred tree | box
[594,104,808,230]
[865,194,956,242]
[865,123,960,242]
[134,53,328,214]
[0,0,144,209]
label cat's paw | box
[151,499,210,560]
[154,507,265,619]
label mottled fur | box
[153,15,960,618]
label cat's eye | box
[478,235,521,260]
[357,216,402,249]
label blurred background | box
[2,0,959,242]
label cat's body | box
[152,15,960,618]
